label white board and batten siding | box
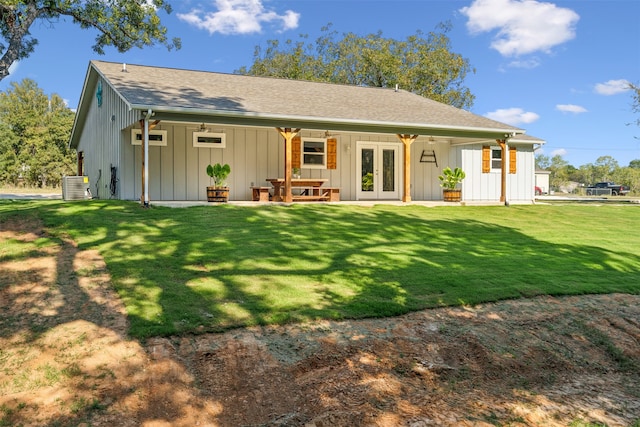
[458,143,536,202]
[120,124,281,201]
[75,77,139,200]
[76,81,536,203]
[121,127,414,202]
[410,141,451,201]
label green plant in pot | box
[438,166,465,202]
[206,163,231,202]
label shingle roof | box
[77,60,526,141]
[510,133,545,144]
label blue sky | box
[2,0,638,167]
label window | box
[131,129,167,146]
[301,138,326,168]
[292,136,337,170]
[193,132,226,148]
[483,145,516,173]
[491,148,502,170]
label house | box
[69,60,545,204]
[535,168,551,194]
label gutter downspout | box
[504,140,510,206]
[143,109,153,207]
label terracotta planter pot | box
[207,186,229,203]
[443,189,462,202]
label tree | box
[593,155,619,182]
[630,82,640,132]
[237,22,476,109]
[574,163,594,187]
[0,121,19,184]
[547,155,572,191]
[0,78,75,187]
[629,159,640,169]
[0,0,180,82]
[535,153,550,170]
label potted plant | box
[206,163,231,202]
[438,166,466,202]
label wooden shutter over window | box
[509,147,517,174]
[482,146,490,173]
[327,138,337,169]
[292,136,301,169]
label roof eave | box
[130,104,525,140]
[68,63,96,149]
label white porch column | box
[143,112,150,207]
[140,111,158,207]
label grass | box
[1,200,639,338]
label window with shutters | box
[301,137,326,168]
[292,136,337,170]
[483,145,516,173]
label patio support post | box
[497,139,507,204]
[276,127,301,203]
[397,134,418,202]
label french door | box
[356,142,401,200]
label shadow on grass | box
[0,201,216,426]
[0,204,124,341]
[10,200,637,339]
[1,200,640,426]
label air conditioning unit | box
[62,176,91,201]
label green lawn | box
[2,200,639,338]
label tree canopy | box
[0,0,180,81]
[630,82,640,132]
[536,152,640,195]
[0,78,75,187]
[236,22,476,110]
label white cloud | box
[177,0,300,35]
[551,148,567,157]
[556,104,587,114]
[460,0,579,57]
[485,107,540,125]
[594,79,631,95]
[506,57,541,69]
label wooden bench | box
[292,194,330,201]
[326,187,340,202]
[251,186,271,202]
[291,187,340,202]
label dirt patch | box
[1,217,639,426]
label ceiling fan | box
[323,130,341,138]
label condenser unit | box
[62,176,91,201]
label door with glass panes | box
[356,142,400,200]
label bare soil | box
[1,217,639,427]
